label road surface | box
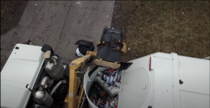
[1,1,115,69]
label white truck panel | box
[178,56,209,108]
[84,52,210,108]
[118,67,150,108]
[153,57,174,108]
[1,44,44,108]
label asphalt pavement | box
[1,1,115,69]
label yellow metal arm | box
[65,52,96,108]
[64,42,126,108]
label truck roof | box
[1,44,44,108]
[118,52,209,108]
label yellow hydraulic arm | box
[65,51,96,108]
[64,40,127,108]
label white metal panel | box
[153,55,174,108]
[1,44,44,108]
[171,53,180,108]
[2,60,40,84]
[180,90,209,108]
[1,81,29,107]
[118,54,155,108]
[153,52,173,60]
[118,67,150,108]
[7,44,44,61]
[178,56,209,108]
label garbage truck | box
[1,28,209,108]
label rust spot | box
[179,79,183,85]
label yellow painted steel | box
[65,42,127,108]
[86,51,97,57]
[121,42,127,56]
[65,52,95,108]
[77,86,84,108]
[94,59,120,69]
